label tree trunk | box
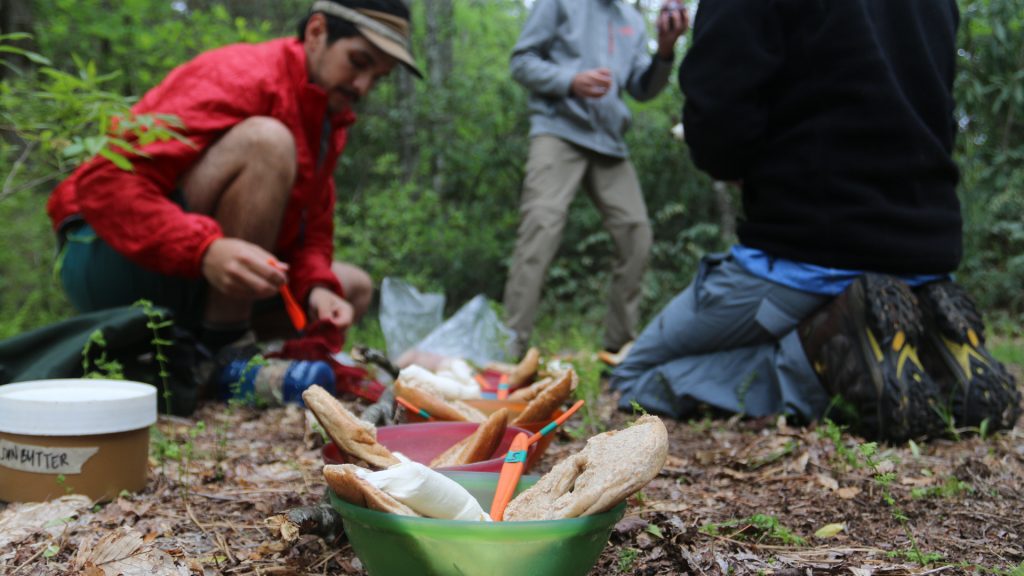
[712,181,737,241]
[423,0,453,195]
[397,68,419,184]
[0,0,35,80]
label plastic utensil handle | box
[474,374,489,389]
[490,432,529,521]
[396,396,431,420]
[266,259,307,331]
[527,399,585,446]
[496,374,510,400]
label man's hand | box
[308,286,354,329]
[201,237,286,299]
[571,68,613,98]
[656,1,689,59]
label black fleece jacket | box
[680,0,962,274]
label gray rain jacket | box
[511,0,673,158]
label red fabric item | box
[269,320,385,402]
[47,38,353,303]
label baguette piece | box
[396,381,487,423]
[504,415,668,521]
[430,408,509,468]
[323,464,419,516]
[303,385,401,469]
[507,347,540,390]
[511,369,576,425]
[508,376,554,403]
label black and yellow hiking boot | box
[799,274,945,442]
[915,280,1022,432]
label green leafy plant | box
[81,329,125,380]
[856,441,940,566]
[617,547,640,573]
[700,514,806,546]
[54,473,74,495]
[228,354,269,408]
[911,477,974,500]
[817,418,863,472]
[133,299,175,414]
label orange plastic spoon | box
[266,259,306,331]
[490,431,529,521]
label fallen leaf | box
[876,460,895,474]
[900,476,936,487]
[815,523,846,538]
[0,495,91,548]
[791,451,810,473]
[614,516,647,534]
[816,473,839,491]
[836,486,861,499]
[74,528,190,575]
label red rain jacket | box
[47,38,355,303]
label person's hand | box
[201,237,286,299]
[571,68,613,98]
[308,286,354,329]
[656,1,689,59]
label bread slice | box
[302,385,401,470]
[395,381,487,423]
[512,369,576,425]
[504,415,668,521]
[507,347,540,390]
[322,464,419,516]
[430,408,509,468]
[508,375,554,403]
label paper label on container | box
[0,439,99,474]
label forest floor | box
[2,358,1023,576]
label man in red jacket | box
[48,0,421,352]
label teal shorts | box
[56,221,207,329]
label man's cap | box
[311,0,423,79]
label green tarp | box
[0,306,204,415]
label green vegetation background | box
[1,0,1022,344]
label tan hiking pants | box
[503,135,652,353]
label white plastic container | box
[0,379,157,502]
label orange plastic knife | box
[489,431,529,521]
[267,258,306,331]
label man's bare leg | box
[182,117,296,328]
[331,261,373,322]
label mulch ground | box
[2,361,1022,576]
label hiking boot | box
[799,274,944,442]
[915,281,1022,432]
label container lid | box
[0,379,157,436]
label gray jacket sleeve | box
[509,0,576,97]
[626,26,673,102]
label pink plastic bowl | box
[321,421,537,473]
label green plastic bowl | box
[328,471,625,576]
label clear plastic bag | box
[378,278,515,365]
[415,295,515,366]
[379,277,445,361]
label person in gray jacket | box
[503,0,688,358]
